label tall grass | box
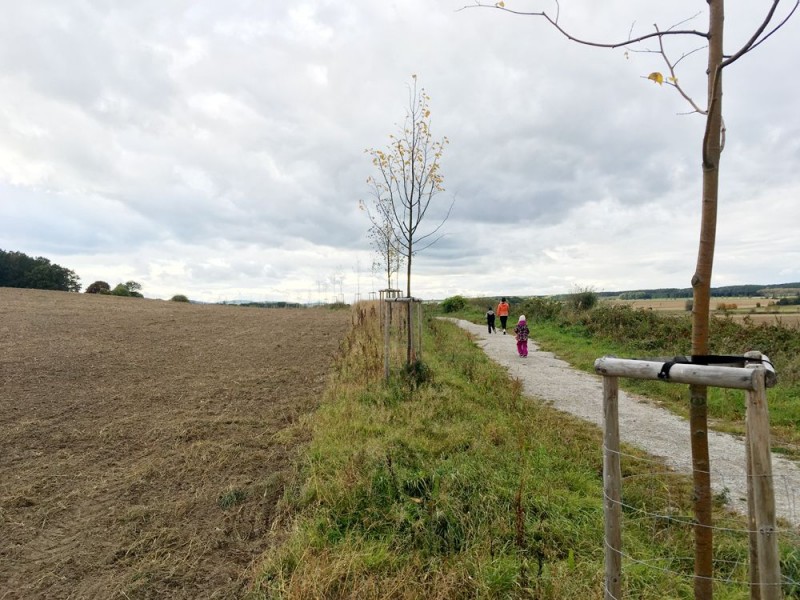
[248,304,762,599]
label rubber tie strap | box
[658,356,690,380]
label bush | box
[520,297,563,322]
[565,287,599,311]
[111,283,131,297]
[111,281,143,298]
[685,299,694,312]
[777,297,800,306]
[441,295,467,313]
[170,294,190,303]
[86,281,111,294]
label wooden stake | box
[603,375,623,600]
[746,424,761,600]
[746,368,782,599]
[384,300,391,381]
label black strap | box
[657,354,773,380]
[658,356,690,380]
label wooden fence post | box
[746,433,761,600]
[603,375,623,600]
[384,300,391,381]
[417,300,423,360]
[746,367,781,599]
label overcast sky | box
[1,1,798,302]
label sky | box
[1,1,798,303]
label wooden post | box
[384,300,391,381]
[746,367,782,599]
[417,300,423,360]
[407,299,414,363]
[746,428,761,600]
[603,375,623,600]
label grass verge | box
[247,306,772,599]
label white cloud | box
[1,0,798,301]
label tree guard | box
[594,353,780,600]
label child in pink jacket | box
[514,315,529,357]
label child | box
[486,306,496,333]
[514,314,529,357]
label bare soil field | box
[0,288,350,599]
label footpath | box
[449,318,800,529]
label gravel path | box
[449,318,800,530]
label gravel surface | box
[449,318,800,530]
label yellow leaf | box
[668,76,678,84]
[647,72,664,85]
[496,0,505,6]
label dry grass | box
[0,288,350,599]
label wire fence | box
[602,444,800,598]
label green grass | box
[247,307,774,599]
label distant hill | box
[598,282,800,300]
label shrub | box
[565,287,599,311]
[685,299,694,312]
[777,297,800,306]
[520,297,563,322]
[111,281,143,298]
[110,283,131,296]
[170,294,190,303]
[441,295,467,313]
[86,281,111,294]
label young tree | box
[365,75,453,299]
[465,2,797,596]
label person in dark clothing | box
[486,307,496,333]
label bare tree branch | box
[459,3,708,47]
[722,0,798,67]
[654,24,706,115]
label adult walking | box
[496,297,510,334]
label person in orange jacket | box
[496,297,510,334]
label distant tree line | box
[222,301,303,309]
[0,249,81,292]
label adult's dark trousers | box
[500,316,508,330]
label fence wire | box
[602,444,800,597]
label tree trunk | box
[690,1,724,597]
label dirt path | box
[450,319,800,530]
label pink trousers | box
[517,340,528,357]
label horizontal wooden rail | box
[594,357,773,390]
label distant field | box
[0,288,350,599]
[613,296,800,325]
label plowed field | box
[0,288,350,599]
